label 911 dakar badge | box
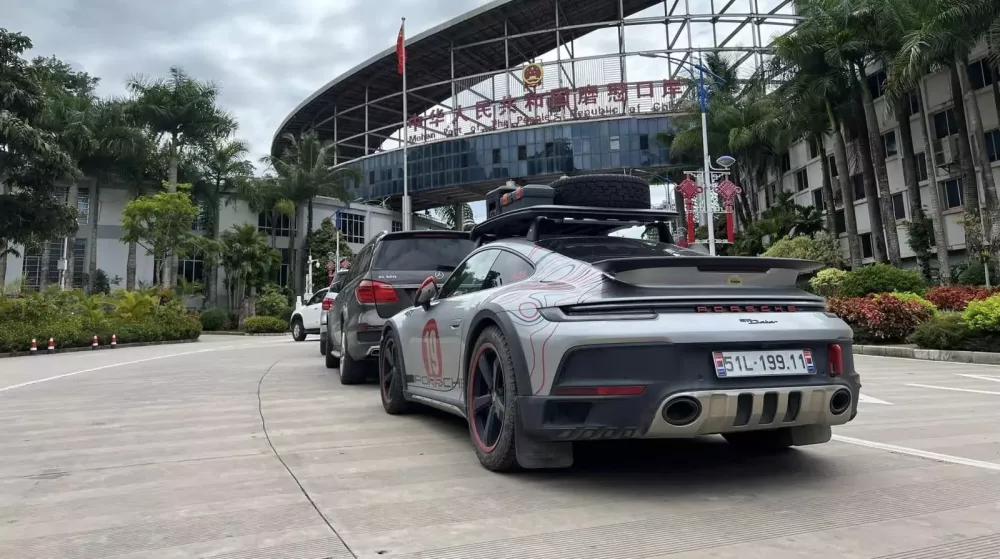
[419,319,454,389]
[523,63,544,88]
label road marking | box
[956,374,1000,384]
[906,383,1000,396]
[858,393,893,405]
[833,435,1000,472]
[0,340,291,394]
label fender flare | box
[464,307,533,396]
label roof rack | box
[471,205,679,242]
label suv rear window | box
[373,237,476,270]
[536,236,702,263]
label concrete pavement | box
[1,337,998,558]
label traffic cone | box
[47,338,55,354]
[30,339,38,355]
[92,335,99,350]
[111,334,117,349]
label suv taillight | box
[322,298,334,311]
[355,280,399,304]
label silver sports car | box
[378,203,860,472]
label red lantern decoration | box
[675,176,703,245]
[714,178,742,244]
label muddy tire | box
[379,329,412,415]
[466,326,521,472]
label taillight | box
[552,385,645,396]
[355,280,399,304]
[322,298,334,311]
[828,343,843,377]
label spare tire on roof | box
[550,174,651,209]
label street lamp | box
[638,51,726,255]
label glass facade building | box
[344,116,674,200]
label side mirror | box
[414,276,439,308]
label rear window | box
[535,236,702,263]
[373,237,477,270]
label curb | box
[1,338,200,359]
[854,344,1000,365]
[201,332,290,337]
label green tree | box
[194,137,254,306]
[306,217,354,290]
[120,186,201,287]
[435,203,475,231]
[0,30,80,282]
[219,224,280,311]
[126,66,235,286]
[763,233,844,269]
[261,131,360,293]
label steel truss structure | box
[272,0,800,202]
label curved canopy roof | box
[271,0,663,159]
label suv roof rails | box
[470,205,679,242]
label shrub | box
[199,308,229,331]
[255,285,290,318]
[837,263,927,298]
[244,316,287,334]
[910,312,1000,352]
[963,294,1000,333]
[881,292,938,316]
[957,261,988,286]
[924,285,996,311]
[763,233,843,269]
[809,268,848,297]
[827,295,933,344]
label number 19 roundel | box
[421,319,444,380]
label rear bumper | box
[345,309,387,361]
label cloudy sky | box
[4,0,792,223]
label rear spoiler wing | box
[590,256,824,275]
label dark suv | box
[325,230,476,383]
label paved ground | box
[1,335,999,559]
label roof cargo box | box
[487,184,556,217]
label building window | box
[268,248,289,287]
[905,90,920,116]
[892,192,906,220]
[391,220,403,232]
[192,201,210,232]
[835,210,846,235]
[257,211,290,237]
[517,145,527,161]
[639,134,650,150]
[808,139,819,160]
[852,174,865,201]
[882,130,898,158]
[866,70,887,98]
[916,153,929,182]
[780,153,791,174]
[339,212,366,244]
[21,251,43,290]
[796,169,809,192]
[968,58,995,91]
[933,108,959,139]
[941,178,963,209]
[985,129,1000,162]
[861,233,874,259]
[492,148,501,165]
[71,239,86,288]
[369,170,375,184]
[828,156,838,178]
[177,254,205,284]
[76,187,90,225]
[812,189,825,211]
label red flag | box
[396,22,406,75]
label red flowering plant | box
[827,295,934,344]
[924,286,997,311]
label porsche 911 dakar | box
[376,176,860,472]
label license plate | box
[712,349,815,378]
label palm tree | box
[772,26,864,267]
[195,138,254,306]
[261,131,360,293]
[219,224,280,313]
[435,203,476,231]
[126,66,235,285]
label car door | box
[400,249,501,404]
[331,243,374,350]
[301,289,328,330]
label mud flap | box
[515,427,574,469]
[789,425,832,446]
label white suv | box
[290,288,328,342]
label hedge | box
[243,316,287,334]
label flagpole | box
[401,17,412,231]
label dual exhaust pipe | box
[662,388,853,427]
